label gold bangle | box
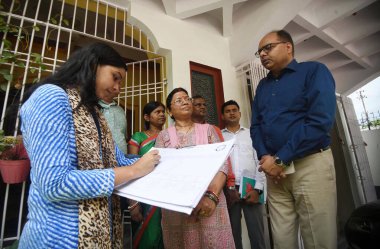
[128,201,139,211]
[204,192,219,205]
[206,190,219,201]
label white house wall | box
[128,0,250,126]
[230,0,312,67]
[361,130,380,187]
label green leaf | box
[2,51,15,59]
[16,61,25,68]
[63,19,69,26]
[31,53,41,57]
[50,18,57,25]
[10,27,18,33]
[31,53,42,63]
[2,39,12,49]
[33,25,40,31]
[30,68,36,73]
[0,69,10,75]
[3,74,13,82]
[0,26,6,32]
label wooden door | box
[189,61,225,127]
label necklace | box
[145,130,152,137]
[145,129,160,137]
[175,123,193,134]
[175,123,194,148]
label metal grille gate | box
[121,58,167,139]
[236,61,268,124]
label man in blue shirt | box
[250,30,337,249]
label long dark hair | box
[143,101,165,130]
[23,43,126,112]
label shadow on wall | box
[330,123,356,249]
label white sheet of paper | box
[114,139,235,214]
[284,161,295,174]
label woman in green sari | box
[128,101,166,249]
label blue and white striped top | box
[19,84,136,249]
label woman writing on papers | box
[18,43,160,249]
[128,101,166,249]
[155,88,235,249]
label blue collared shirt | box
[250,59,336,163]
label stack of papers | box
[114,139,235,214]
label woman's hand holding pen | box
[133,149,161,177]
[114,149,160,186]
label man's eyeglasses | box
[255,41,287,58]
[172,97,192,106]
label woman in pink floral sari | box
[155,88,235,249]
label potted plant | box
[0,129,30,184]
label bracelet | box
[128,201,139,211]
[204,192,219,205]
[206,190,219,199]
[204,190,220,205]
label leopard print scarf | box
[67,88,122,249]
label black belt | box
[302,146,330,158]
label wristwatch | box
[228,185,236,190]
[274,155,289,168]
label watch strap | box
[274,155,289,168]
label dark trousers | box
[228,201,266,249]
